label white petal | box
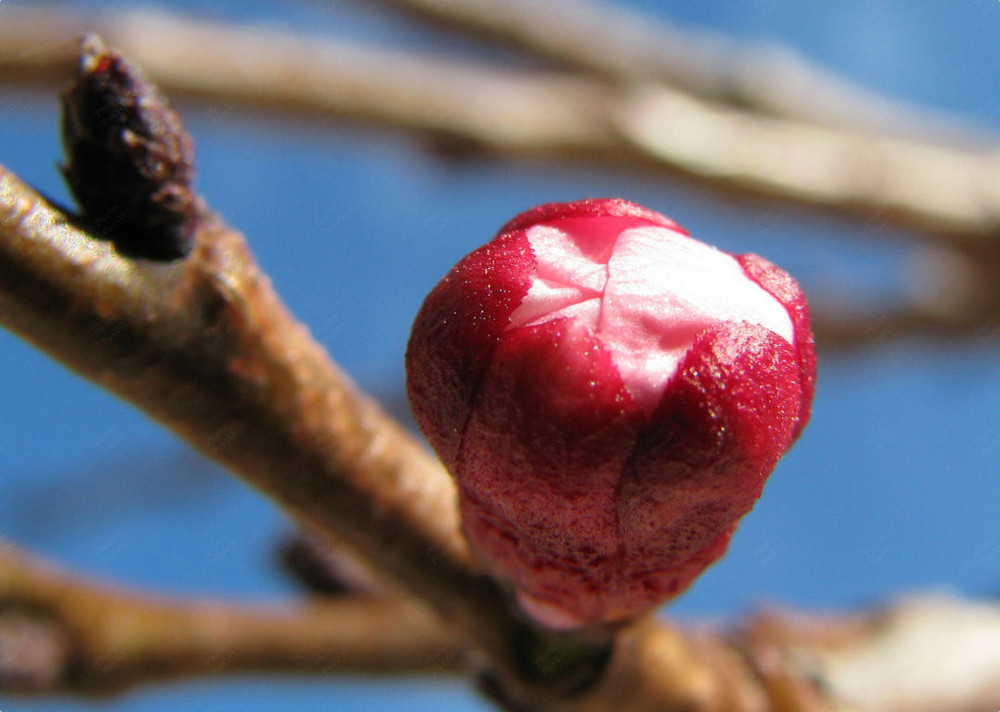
[508,222,794,413]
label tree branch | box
[6,7,1000,349]
[738,595,1000,712]
[7,531,1000,712]
[3,7,1000,247]
[0,539,464,693]
[0,158,780,710]
[354,0,978,138]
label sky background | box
[2,1,1000,710]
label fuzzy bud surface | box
[406,199,816,628]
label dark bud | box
[61,34,198,260]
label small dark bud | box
[60,34,198,260]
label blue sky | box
[2,1,1000,710]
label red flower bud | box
[406,199,816,628]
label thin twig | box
[0,538,464,692]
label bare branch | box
[613,85,1000,244]
[0,538,463,692]
[0,539,762,710]
[7,527,1000,711]
[0,162,493,641]
[739,595,1000,712]
[355,0,977,138]
[821,595,1000,712]
[0,7,615,158]
[8,526,1000,712]
[3,7,1000,252]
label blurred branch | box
[809,241,1000,348]
[739,595,1000,712]
[6,7,1000,350]
[0,538,463,692]
[6,4,999,349]
[0,8,616,158]
[6,531,1000,712]
[3,7,1000,248]
[355,0,978,138]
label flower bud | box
[406,199,815,629]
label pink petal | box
[619,324,802,599]
[456,319,640,623]
[737,253,817,437]
[405,232,533,470]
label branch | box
[0,163,495,641]
[0,159,781,710]
[0,539,463,693]
[0,7,615,158]
[738,595,1000,712]
[355,0,977,137]
[3,8,1000,247]
[8,530,1000,712]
